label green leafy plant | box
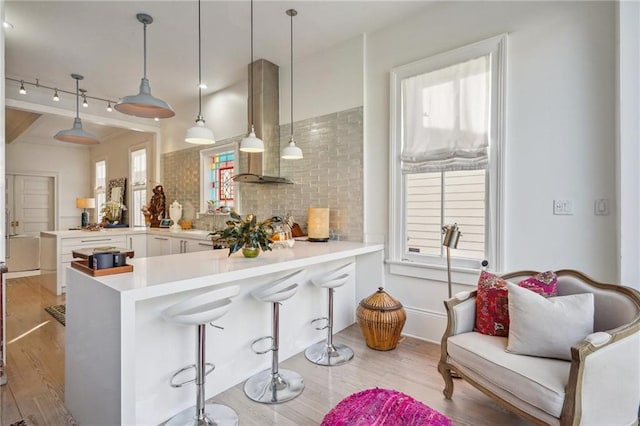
[209,212,274,257]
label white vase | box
[169,200,182,232]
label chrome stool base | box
[165,403,238,426]
[243,369,304,404]
[304,341,354,366]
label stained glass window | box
[210,150,234,208]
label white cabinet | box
[127,234,147,258]
[184,239,214,253]
[168,238,212,254]
[40,232,127,295]
[146,235,172,257]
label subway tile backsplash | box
[161,107,363,241]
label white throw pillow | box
[506,282,594,360]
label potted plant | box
[210,212,274,258]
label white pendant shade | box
[115,78,175,119]
[240,126,264,153]
[281,135,303,160]
[55,117,99,145]
[185,119,215,145]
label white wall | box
[279,34,364,125]
[160,34,364,154]
[365,1,618,341]
[6,140,91,230]
[617,1,640,289]
[1,0,6,261]
[160,80,248,154]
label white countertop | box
[83,240,384,300]
[41,227,211,240]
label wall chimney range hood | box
[233,59,292,184]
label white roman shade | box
[401,54,490,173]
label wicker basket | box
[356,287,406,351]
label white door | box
[8,174,55,236]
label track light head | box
[19,80,26,95]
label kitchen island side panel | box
[65,267,121,426]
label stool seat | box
[305,264,354,367]
[162,286,240,326]
[252,270,304,303]
[162,286,240,426]
[311,273,349,289]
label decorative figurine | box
[148,184,166,228]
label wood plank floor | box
[1,275,531,426]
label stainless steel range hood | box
[233,59,292,184]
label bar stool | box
[305,264,354,366]
[161,285,240,426]
[244,270,305,404]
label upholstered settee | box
[438,269,640,426]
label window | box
[200,145,238,213]
[95,159,106,221]
[389,35,506,271]
[130,148,147,227]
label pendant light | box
[115,13,175,119]
[185,0,215,144]
[54,74,99,145]
[239,0,264,153]
[281,9,303,160]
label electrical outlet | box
[594,199,609,216]
[553,200,574,215]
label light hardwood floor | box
[1,275,531,426]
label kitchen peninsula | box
[64,240,384,426]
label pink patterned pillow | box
[474,271,558,336]
[518,271,558,296]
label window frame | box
[199,141,240,214]
[129,146,148,228]
[389,34,507,273]
[94,158,107,223]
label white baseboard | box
[7,269,41,279]
[401,305,448,344]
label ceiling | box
[5,0,433,121]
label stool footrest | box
[311,317,329,330]
[250,336,274,355]
[169,362,216,388]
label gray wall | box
[161,107,363,241]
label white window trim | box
[129,144,148,228]
[199,141,240,215]
[389,34,507,275]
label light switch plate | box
[553,200,574,215]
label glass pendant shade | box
[240,125,264,152]
[281,135,303,160]
[185,118,215,144]
[115,78,175,119]
[55,117,99,145]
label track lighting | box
[81,90,89,108]
[6,77,118,111]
